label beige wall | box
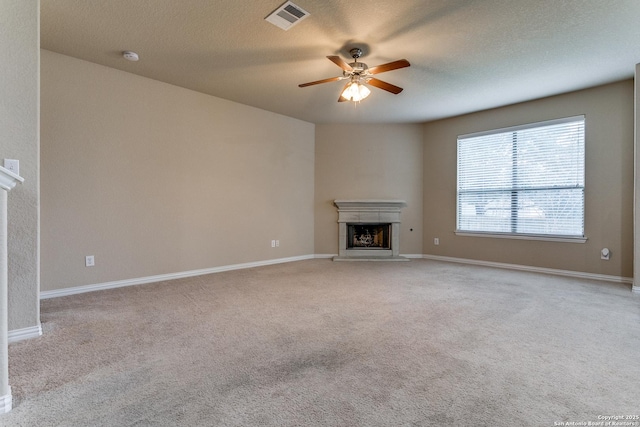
[40,50,315,291]
[423,80,634,278]
[314,124,424,256]
[0,0,40,330]
[38,49,634,294]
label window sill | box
[454,231,587,243]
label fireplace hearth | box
[333,200,409,261]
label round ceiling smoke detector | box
[122,51,139,61]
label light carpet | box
[2,259,639,426]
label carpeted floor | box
[2,259,639,426]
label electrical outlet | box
[601,248,610,260]
[275,240,280,247]
[85,255,95,267]
[434,238,440,245]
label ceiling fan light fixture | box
[342,82,371,102]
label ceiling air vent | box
[265,1,310,31]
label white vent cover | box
[265,1,310,31]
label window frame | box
[455,115,587,243]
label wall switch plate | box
[601,248,610,260]
[85,255,95,267]
[271,240,276,248]
[434,238,440,245]
[3,159,19,175]
[275,240,279,247]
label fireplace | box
[333,200,408,261]
[348,224,390,249]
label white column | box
[0,167,24,414]
[635,64,640,294]
[0,189,9,413]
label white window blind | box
[457,116,585,238]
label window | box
[456,116,585,239]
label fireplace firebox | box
[347,224,391,249]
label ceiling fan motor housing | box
[349,48,364,59]
[345,62,369,75]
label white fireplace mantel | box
[334,199,408,211]
[333,199,409,261]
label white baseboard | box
[8,325,42,344]
[402,254,424,259]
[314,254,336,259]
[41,255,316,299]
[0,388,11,414]
[632,285,640,294]
[422,254,634,285]
[41,253,636,300]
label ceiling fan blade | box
[298,76,344,87]
[327,56,353,72]
[367,77,404,94]
[338,82,350,102]
[368,59,410,75]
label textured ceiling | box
[41,0,640,124]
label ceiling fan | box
[299,48,410,102]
